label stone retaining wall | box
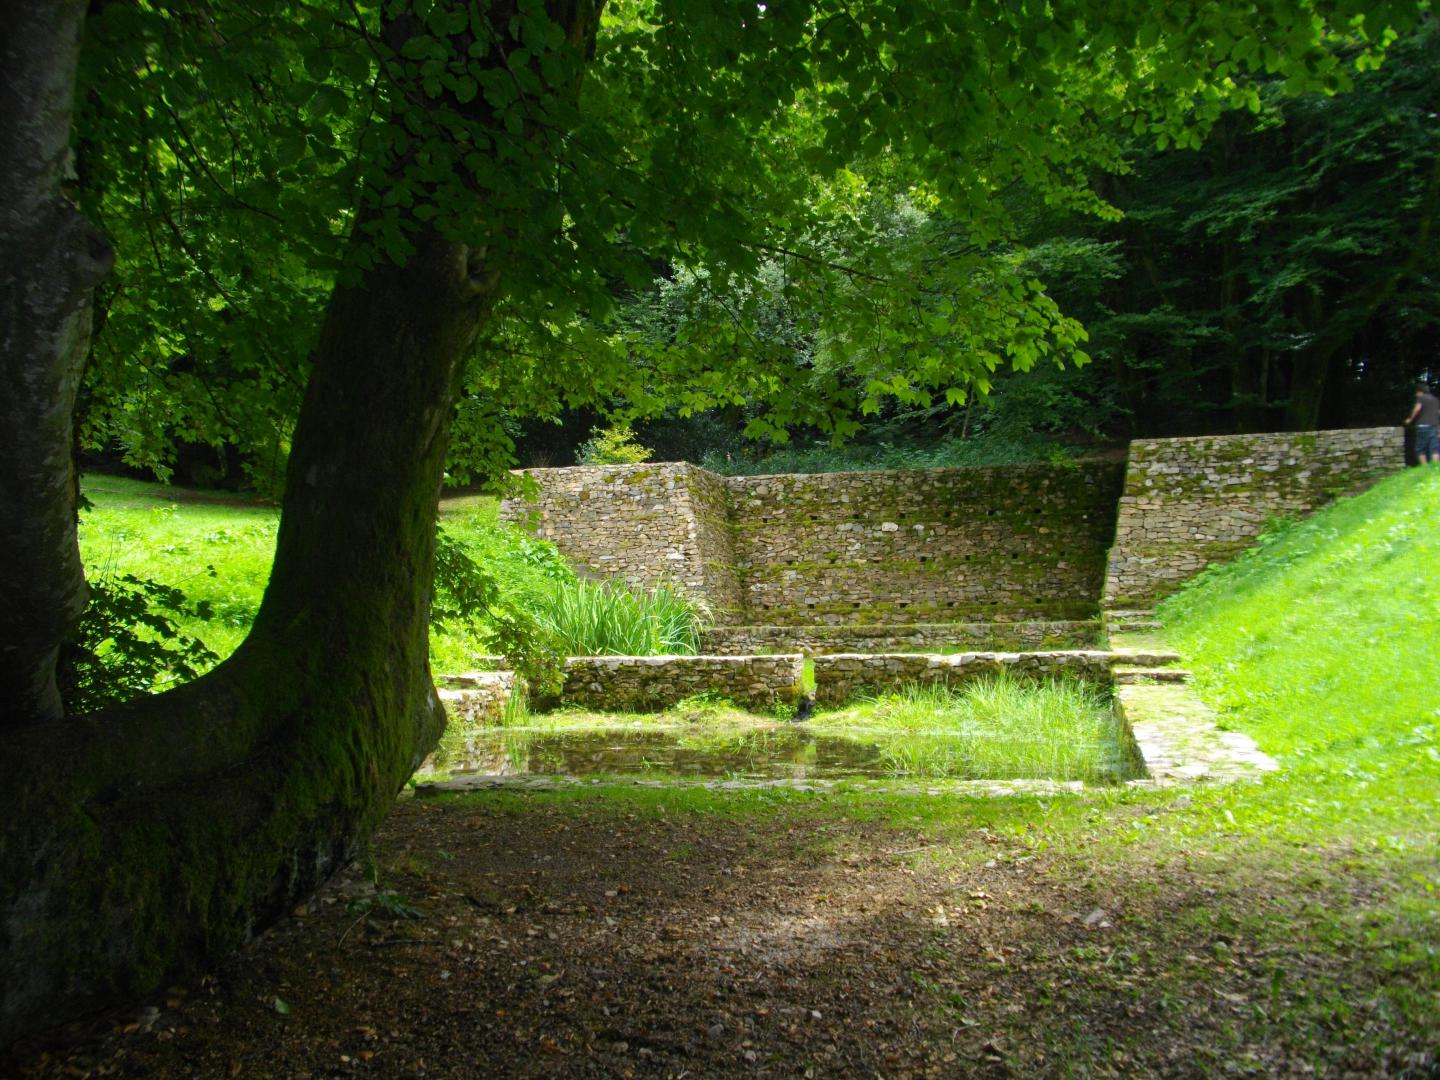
[538,654,804,712]
[705,620,1100,655]
[725,465,1122,625]
[500,464,745,621]
[811,651,1117,706]
[437,671,518,724]
[504,431,1402,641]
[1103,427,1402,607]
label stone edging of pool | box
[416,644,1277,797]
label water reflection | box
[429,724,1137,783]
[434,727,884,780]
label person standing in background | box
[1405,383,1440,464]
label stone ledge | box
[1116,683,1277,783]
[705,620,1101,655]
[534,654,805,712]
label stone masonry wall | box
[725,465,1123,625]
[538,655,804,712]
[705,620,1099,655]
[1103,427,1403,608]
[436,671,518,724]
[811,651,1116,706]
[501,463,744,621]
[684,465,745,619]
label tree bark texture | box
[0,0,602,1045]
[0,0,114,725]
[0,226,498,1046]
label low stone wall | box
[705,620,1100,655]
[812,651,1117,706]
[1103,427,1402,608]
[437,671,518,724]
[539,654,804,712]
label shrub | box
[576,424,654,465]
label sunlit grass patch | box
[810,675,1138,782]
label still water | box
[427,724,1139,783]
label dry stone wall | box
[537,655,804,712]
[811,651,1116,706]
[724,465,1122,624]
[1103,427,1403,608]
[436,671,517,724]
[501,463,744,621]
[684,465,745,617]
[705,620,1099,655]
[504,432,1401,648]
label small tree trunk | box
[0,1,114,724]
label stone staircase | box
[1104,608,1163,634]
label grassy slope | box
[78,475,526,672]
[1161,465,1440,825]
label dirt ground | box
[4,791,1434,1079]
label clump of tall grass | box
[534,578,711,656]
[824,674,1135,782]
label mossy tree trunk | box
[0,0,601,1045]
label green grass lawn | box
[80,475,282,661]
[77,474,516,673]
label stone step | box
[703,620,1102,655]
[1113,666,1191,685]
[1107,649,1183,667]
[1105,609,1155,620]
[1109,619,1163,632]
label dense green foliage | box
[69,0,1421,488]
[57,571,219,713]
[1032,24,1440,435]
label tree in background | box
[0,0,1420,1040]
[1029,23,1440,435]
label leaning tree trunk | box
[0,221,498,1047]
[0,0,601,1046]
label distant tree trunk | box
[0,0,601,1045]
[0,1,113,724]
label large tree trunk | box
[0,224,498,1046]
[0,1,114,724]
[0,0,601,1046]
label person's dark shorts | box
[1417,424,1439,458]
